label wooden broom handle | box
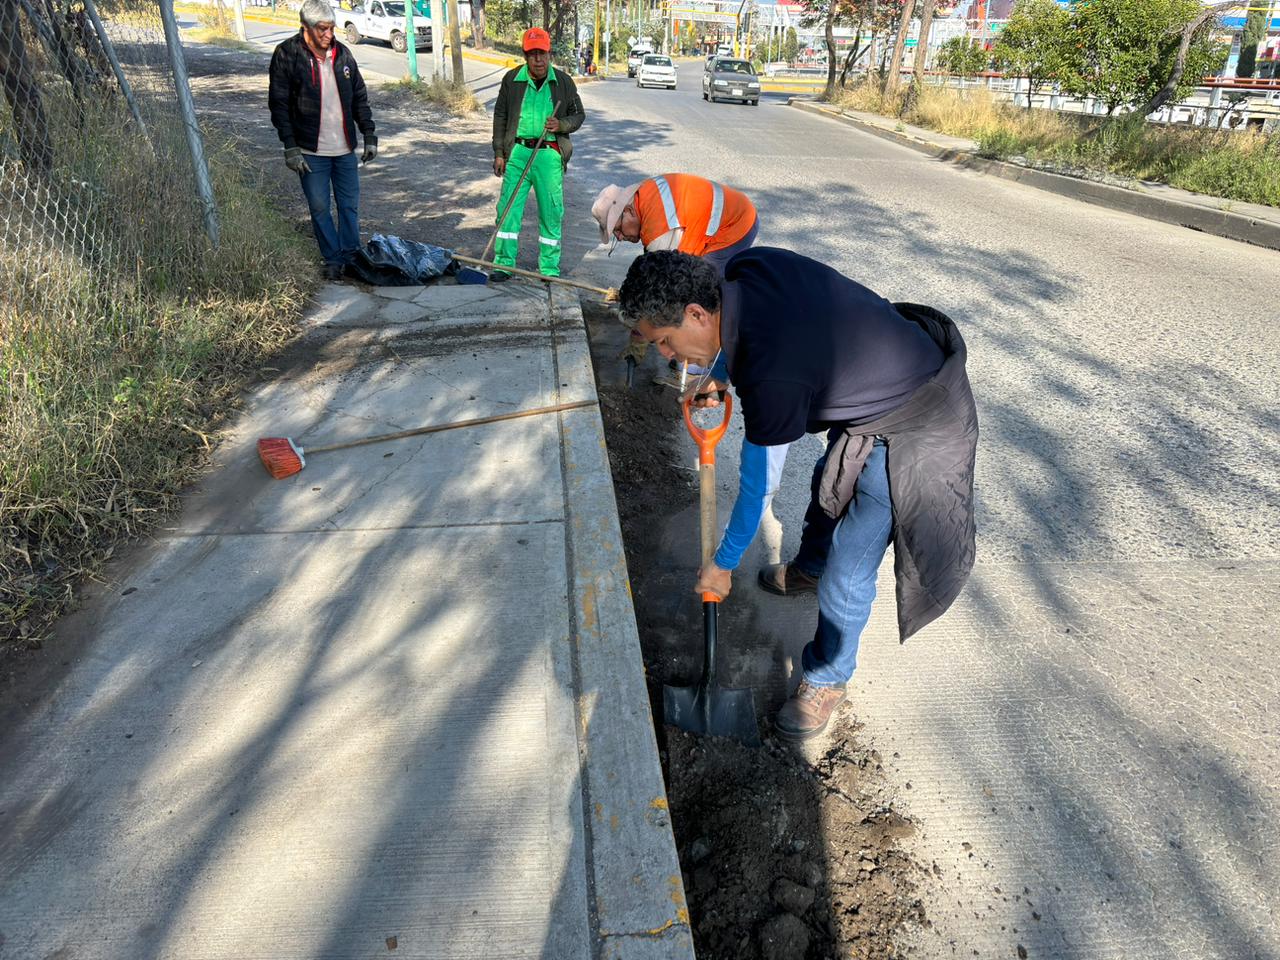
[452,254,619,300]
[305,399,596,454]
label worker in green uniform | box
[490,27,586,279]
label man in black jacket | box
[620,249,979,740]
[269,0,377,280]
[489,27,585,279]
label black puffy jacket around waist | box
[268,33,376,152]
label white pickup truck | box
[331,0,431,53]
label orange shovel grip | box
[681,392,733,465]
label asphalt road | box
[562,61,1280,960]
[215,16,509,101]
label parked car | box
[331,0,431,53]
[702,57,760,105]
[627,43,655,77]
[636,53,677,89]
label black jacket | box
[492,66,585,169]
[268,33,375,152]
[817,304,979,642]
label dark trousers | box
[299,151,360,266]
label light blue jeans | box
[797,435,893,686]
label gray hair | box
[300,0,335,26]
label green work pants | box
[494,142,563,276]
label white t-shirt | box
[305,47,351,157]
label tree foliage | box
[1058,0,1228,114]
[937,36,990,76]
[993,0,1070,106]
[1236,4,1267,79]
[782,26,799,63]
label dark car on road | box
[702,57,761,105]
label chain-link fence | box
[1,0,311,639]
[1,0,216,315]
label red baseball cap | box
[522,27,551,52]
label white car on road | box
[331,0,431,53]
[636,53,677,90]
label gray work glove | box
[284,147,311,175]
[361,138,378,164]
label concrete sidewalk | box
[0,281,693,959]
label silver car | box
[702,57,761,106]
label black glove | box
[283,146,311,175]
[361,138,378,164]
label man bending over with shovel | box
[619,249,979,740]
[490,28,586,280]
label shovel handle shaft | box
[702,600,718,720]
[699,462,717,581]
[684,393,733,601]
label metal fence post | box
[158,0,220,247]
[82,0,153,149]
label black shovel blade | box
[663,682,760,746]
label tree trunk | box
[0,0,54,176]
[1140,0,1237,117]
[473,0,486,47]
[824,0,838,99]
[838,22,862,87]
[910,0,935,86]
[884,0,914,95]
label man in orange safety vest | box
[591,173,759,277]
[593,174,759,386]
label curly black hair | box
[618,251,720,329]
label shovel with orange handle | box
[662,392,760,746]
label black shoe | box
[757,563,820,597]
[322,262,345,281]
[489,270,511,283]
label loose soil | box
[585,302,927,960]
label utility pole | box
[593,0,600,74]
[430,0,446,78]
[605,0,611,74]
[446,0,464,82]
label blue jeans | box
[794,434,893,686]
[299,152,360,266]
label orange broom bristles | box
[257,437,305,479]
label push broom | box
[257,399,597,480]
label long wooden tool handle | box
[452,254,617,299]
[306,399,596,455]
[480,102,562,265]
[699,459,717,573]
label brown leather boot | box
[775,681,847,741]
[757,562,819,597]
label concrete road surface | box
[562,63,1280,960]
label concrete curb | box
[789,98,1280,252]
[547,287,695,959]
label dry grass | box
[391,76,484,116]
[1,97,313,645]
[826,80,1280,207]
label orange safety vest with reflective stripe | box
[634,174,756,256]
